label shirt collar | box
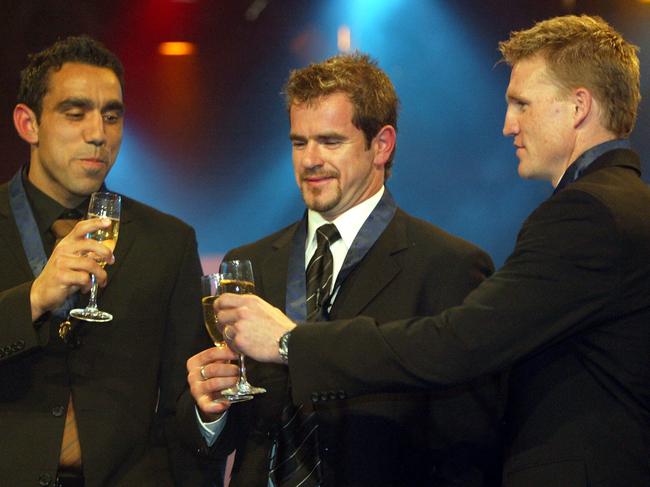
[555,139,631,192]
[307,186,385,251]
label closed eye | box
[318,136,345,147]
[65,110,85,120]
[291,138,307,149]
[102,111,123,124]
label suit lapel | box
[330,211,408,318]
[0,186,34,279]
[258,212,409,319]
[258,225,296,310]
[105,196,135,286]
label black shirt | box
[21,171,86,256]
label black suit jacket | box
[0,181,213,486]
[181,206,505,486]
[288,150,650,486]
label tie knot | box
[51,212,83,241]
[316,223,340,246]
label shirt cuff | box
[195,405,228,447]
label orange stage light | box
[158,41,196,56]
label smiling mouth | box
[302,172,337,184]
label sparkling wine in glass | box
[219,260,266,400]
[69,191,121,322]
[201,273,253,402]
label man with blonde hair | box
[216,15,650,486]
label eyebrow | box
[505,92,526,104]
[289,133,306,142]
[289,132,347,142]
[103,100,125,114]
[55,97,125,114]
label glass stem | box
[238,354,249,385]
[87,273,99,311]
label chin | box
[306,196,339,214]
[73,182,104,197]
[517,163,528,179]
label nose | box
[300,141,323,168]
[502,107,519,137]
[83,111,107,147]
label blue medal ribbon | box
[8,169,77,319]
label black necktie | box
[270,224,340,487]
[305,224,341,321]
[51,209,83,249]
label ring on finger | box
[200,365,208,381]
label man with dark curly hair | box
[0,36,210,486]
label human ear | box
[572,88,592,129]
[13,104,39,145]
[372,125,397,167]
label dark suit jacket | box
[287,149,650,486]
[0,182,213,486]
[180,206,506,486]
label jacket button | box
[320,393,328,402]
[38,473,52,486]
[51,405,65,417]
[311,393,319,403]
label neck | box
[27,164,85,209]
[551,128,617,187]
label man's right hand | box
[30,218,115,321]
[186,344,239,422]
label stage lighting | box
[158,41,196,56]
[338,25,351,52]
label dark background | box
[2,0,649,270]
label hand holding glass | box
[201,273,253,402]
[219,260,266,400]
[69,191,121,322]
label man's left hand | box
[215,293,296,363]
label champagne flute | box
[201,273,252,402]
[219,260,267,399]
[69,191,121,322]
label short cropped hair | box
[284,52,399,179]
[18,35,124,120]
[499,15,640,137]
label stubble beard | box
[301,182,342,214]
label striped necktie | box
[270,224,340,487]
[305,224,340,322]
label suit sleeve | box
[173,248,248,469]
[155,226,220,483]
[289,189,620,405]
[0,274,54,364]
